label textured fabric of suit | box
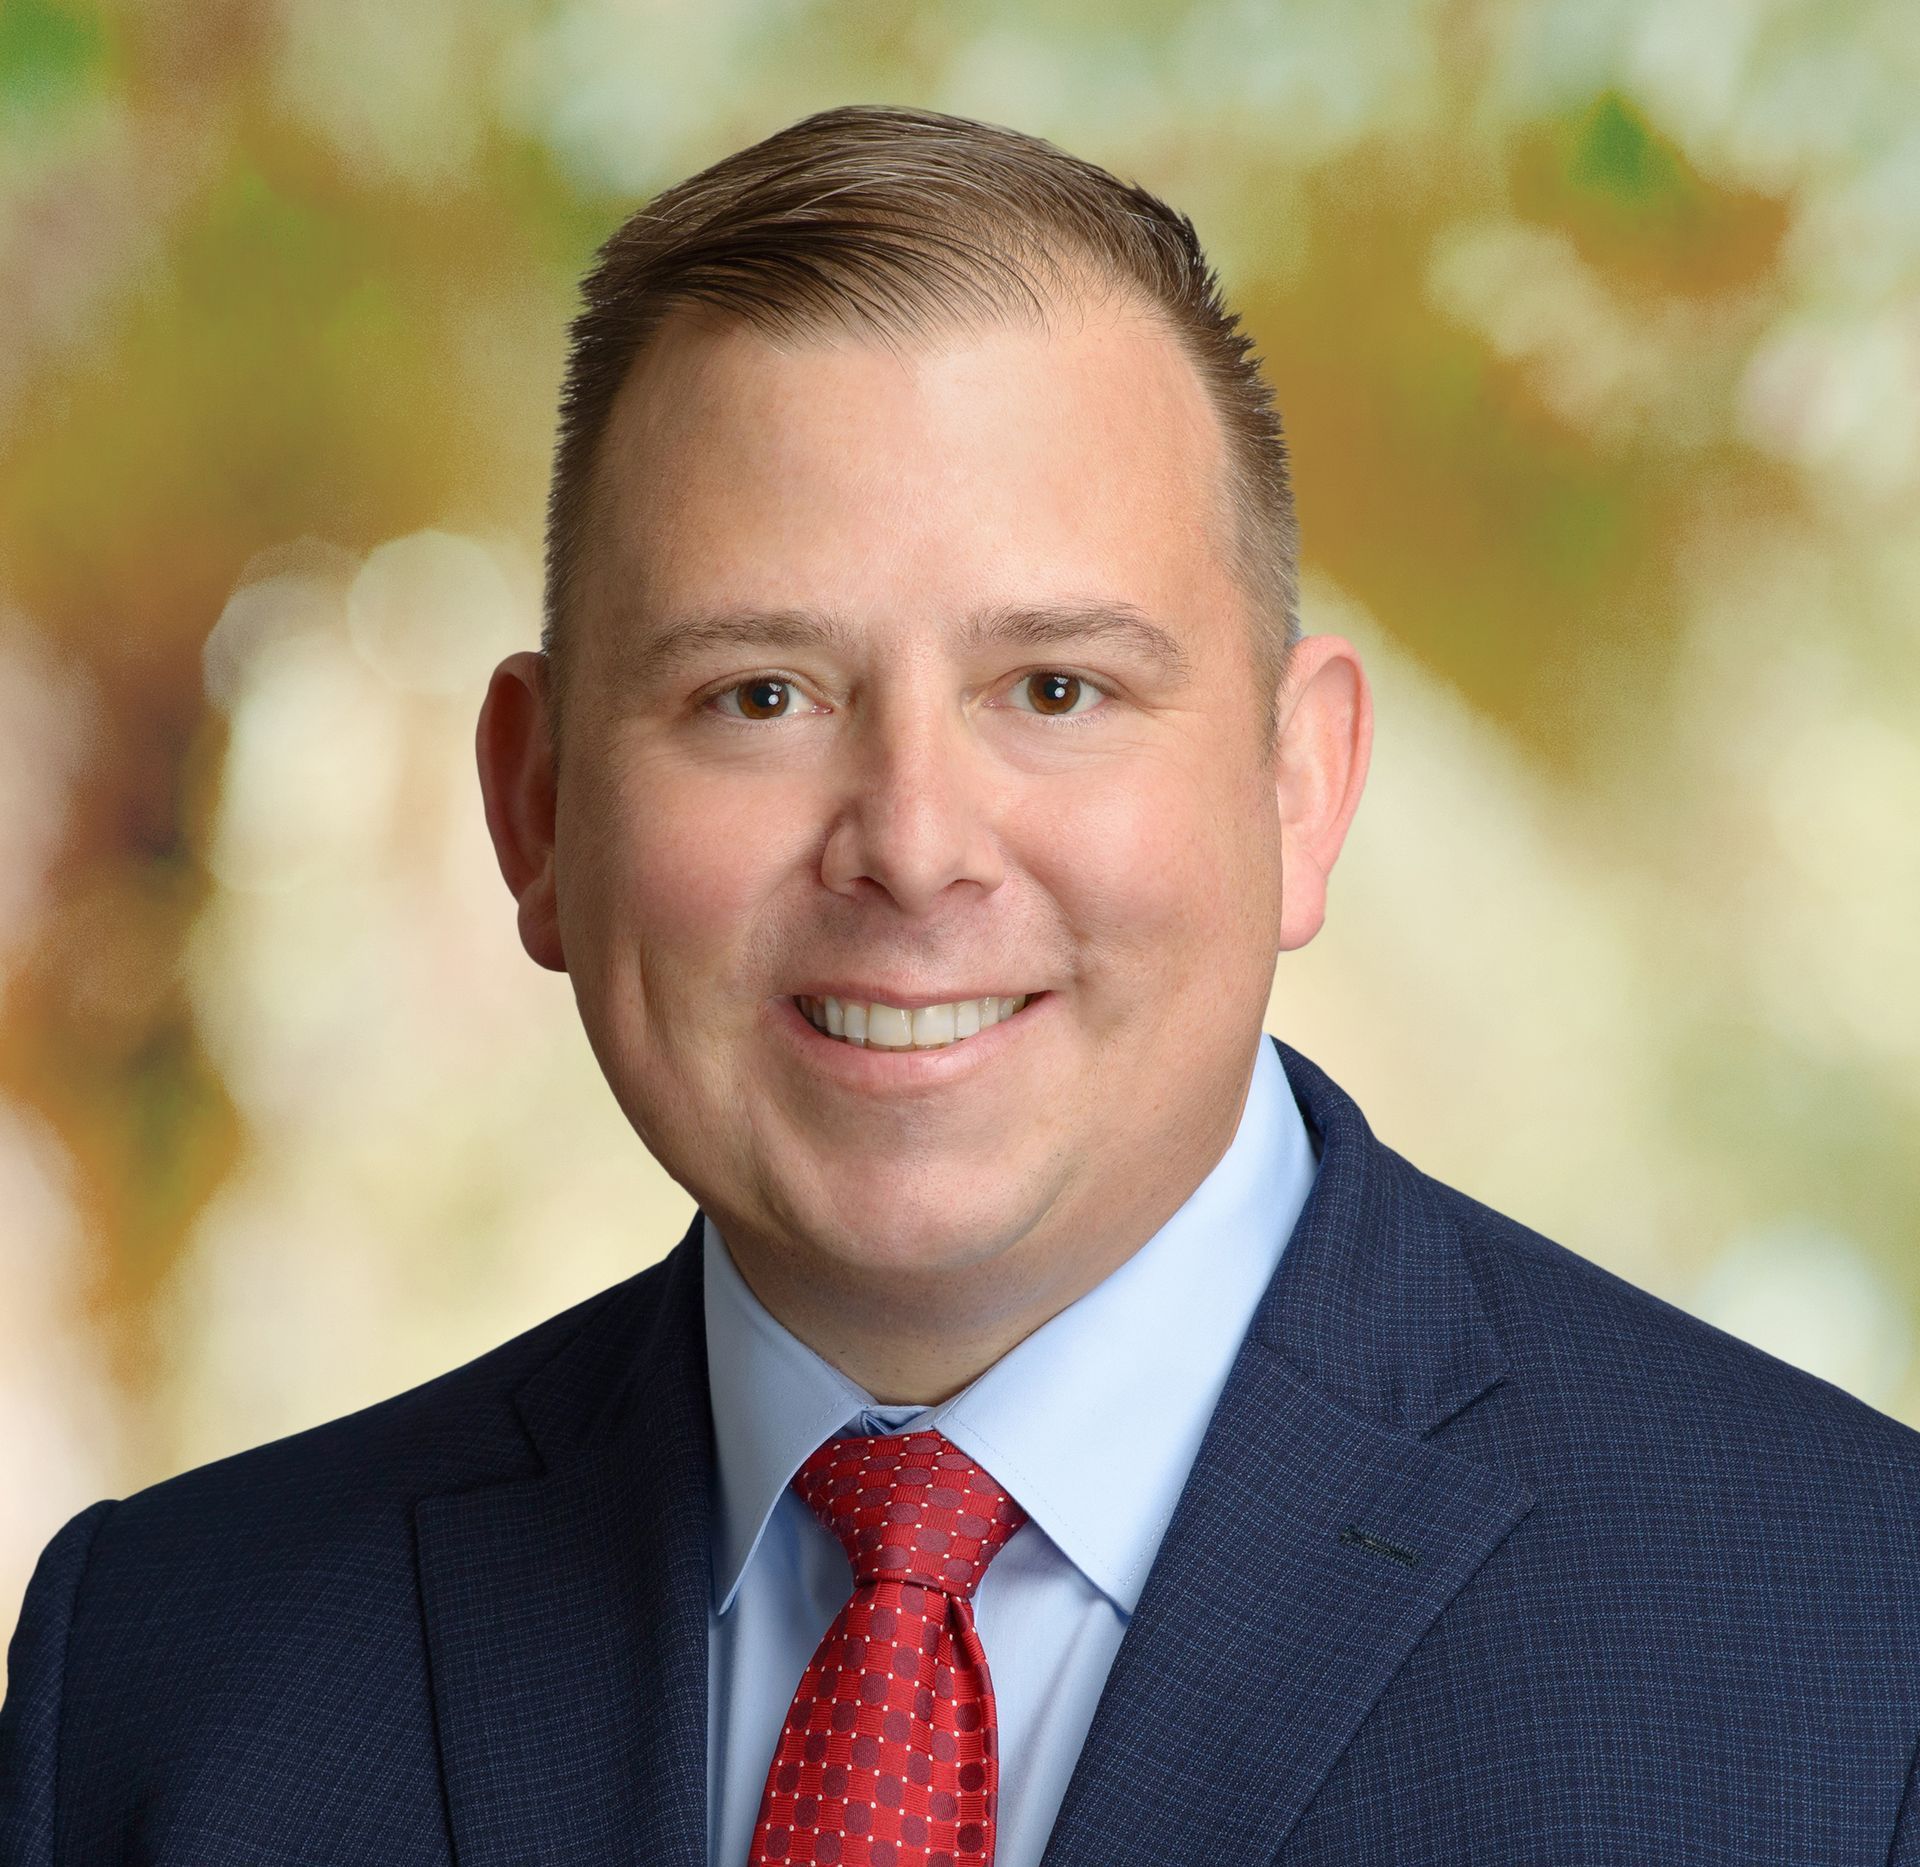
[4,1035,1920,1865]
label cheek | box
[1023,760,1244,961]
[562,756,787,987]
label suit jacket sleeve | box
[0,1501,117,1867]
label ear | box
[1270,635,1373,953]
[475,650,567,972]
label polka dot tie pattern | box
[746,1429,1028,1867]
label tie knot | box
[793,1428,1026,1601]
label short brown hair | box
[542,103,1302,751]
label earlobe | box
[517,867,567,974]
[1271,635,1373,954]
[1277,849,1329,954]
[475,650,569,974]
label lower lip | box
[772,991,1052,1089]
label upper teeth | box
[798,994,1032,1049]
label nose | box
[818,687,1007,915]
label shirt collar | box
[702,1030,1319,1617]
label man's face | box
[496,295,1340,1356]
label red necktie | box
[746,1429,1028,1867]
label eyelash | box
[701,670,1116,730]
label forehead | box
[583,297,1244,653]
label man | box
[4,102,1919,1866]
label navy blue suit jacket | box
[6,1036,1920,1863]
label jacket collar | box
[1258,1039,1510,1436]
[415,1035,1534,1867]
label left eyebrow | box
[617,599,1194,689]
[958,601,1193,684]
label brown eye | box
[1017,671,1098,718]
[728,677,794,720]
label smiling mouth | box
[793,992,1038,1051]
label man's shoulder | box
[95,1248,680,1557]
[1419,1158,1920,1485]
[8,1245,702,1789]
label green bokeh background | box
[4,0,1918,1663]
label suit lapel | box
[1039,1036,1538,1866]
[415,1213,713,1867]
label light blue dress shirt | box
[703,1030,1320,1867]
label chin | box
[800,1181,1034,1280]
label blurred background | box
[4,0,1919,1669]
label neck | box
[724,1059,1256,1406]
[729,1226,1137,1409]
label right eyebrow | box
[617,609,859,691]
